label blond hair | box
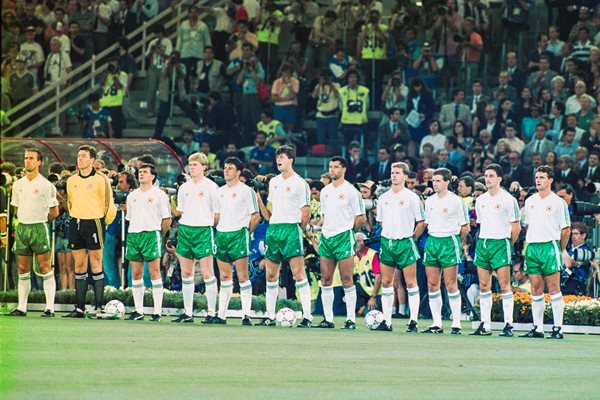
[392,161,410,175]
[188,152,209,166]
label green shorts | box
[318,230,355,262]
[215,228,250,263]
[176,225,214,260]
[474,238,512,270]
[126,231,162,262]
[265,223,304,263]
[12,223,51,256]
[524,241,562,276]
[423,235,461,269]
[380,236,420,269]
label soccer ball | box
[276,307,297,327]
[104,300,125,318]
[364,310,385,330]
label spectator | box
[93,0,113,53]
[411,41,442,90]
[195,46,226,97]
[115,37,137,94]
[20,26,44,84]
[200,140,220,169]
[200,3,234,62]
[145,24,172,117]
[379,107,409,148]
[257,109,286,147]
[130,0,159,25]
[555,156,579,187]
[562,114,586,146]
[505,51,526,93]
[180,128,200,158]
[573,146,589,174]
[8,54,38,107]
[547,25,565,57]
[496,98,517,132]
[81,92,112,138]
[548,101,567,143]
[339,69,369,145]
[465,79,489,116]
[256,0,284,82]
[99,57,127,138]
[561,222,592,295]
[457,175,475,210]
[306,9,337,74]
[312,69,340,146]
[502,123,525,154]
[271,64,299,133]
[522,123,555,166]
[406,78,435,149]
[44,36,72,86]
[345,141,369,184]
[446,136,466,173]
[288,0,319,44]
[550,76,568,103]
[432,0,463,90]
[328,46,356,86]
[176,5,212,92]
[460,17,483,89]
[381,70,408,117]
[572,26,593,65]
[526,55,557,93]
[580,151,600,184]
[68,21,87,68]
[439,89,472,135]
[205,90,236,141]
[69,0,96,56]
[575,95,596,133]
[526,34,553,73]
[369,146,391,182]
[112,0,138,39]
[436,148,459,175]
[335,0,359,55]
[249,131,276,175]
[521,106,541,142]
[419,120,446,155]
[555,127,578,158]
[504,151,533,188]
[566,80,597,115]
[226,19,258,61]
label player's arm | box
[256,190,271,221]
[560,226,571,252]
[459,223,470,241]
[161,217,172,238]
[248,212,259,233]
[300,205,310,230]
[413,220,426,241]
[214,212,220,227]
[48,206,59,221]
[353,213,366,232]
[510,221,521,245]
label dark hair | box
[433,168,452,181]
[224,156,244,171]
[119,171,138,189]
[388,107,401,116]
[451,89,463,100]
[571,221,588,237]
[325,10,337,19]
[472,79,483,86]
[208,90,222,101]
[558,183,575,197]
[329,156,347,168]
[460,176,475,191]
[78,145,97,159]
[241,41,253,50]
[88,93,100,102]
[24,148,43,163]
[346,68,360,80]
[204,45,214,52]
[310,181,324,191]
[446,136,458,149]
[261,109,273,119]
[138,154,157,166]
[275,145,296,163]
[237,19,249,27]
[348,141,360,150]
[152,24,165,35]
[139,163,157,183]
[536,165,554,179]
[484,163,503,178]
[117,36,128,50]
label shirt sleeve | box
[509,196,520,222]
[414,196,425,222]
[160,192,171,219]
[125,194,132,221]
[458,197,468,226]
[301,181,310,208]
[353,189,365,216]
[48,184,58,208]
[557,198,571,230]
[10,182,19,207]
[375,199,383,223]
[424,198,430,224]
[249,189,259,215]
[176,187,185,213]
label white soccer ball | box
[104,300,125,318]
[276,307,297,327]
[364,310,385,330]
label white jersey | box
[215,182,259,232]
[524,192,570,243]
[126,186,171,233]
[376,187,424,239]
[177,177,219,227]
[267,173,310,224]
[424,191,469,237]
[320,180,365,237]
[11,174,58,224]
[476,189,520,239]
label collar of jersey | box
[78,168,96,179]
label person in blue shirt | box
[249,131,276,175]
[81,93,112,138]
[561,222,592,295]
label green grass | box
[1,314,599,400]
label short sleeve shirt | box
[126,187,171,233]
[177,178,219,227]
[11,174,58,224]
[320,180,365,237]
[376,187,424,239]
[215,182,259,232]
[524,192,570,243]
[475,189,520,239]
[267,173,310,224]
[424,192,468,237]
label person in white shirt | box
[171,153,219,323]
[521,165,571,339]
[212,157,260,325]
[255,146,313,327]
[7,149,59,317]
[471,164,521,337]
[125,163,172,322]
[375,162,425,331]
[419,120,446,155]
[422,168,469,334]
[315,156,366,329]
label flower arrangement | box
[486,293,600,326]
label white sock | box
[151,278,163,316]
[479,291,493,330]
[296,279,313,320]
[531,295,545,333]
[132,279,145,315]
[217,280,233,319]
[502,292,514,325]
[239,280,252,317]
[407,286,420,323]
[428,291,443,327]
[182,277,194,316]
[551,292,564,329]
[42,270,56,312]
[448,291,462,328]
[204,277,218,316]
[321,285,334,322]
[381,286,394,325]
[17,273,31,312]
[344,285,357,322]
[266,281,278,319]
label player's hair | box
[139,163,157,184]
[329,156,347,168]
[276,145,296,164]
[138,154,157,166]
[24,148,43,163]
[536,165,554,179]
[484,163,503,178]
[392,161,409,175]
[224,156,244,171]
[433,168,452,181]
[188,152,209,167]
[77,145,97,159]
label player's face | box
[328,161,345,180]
[77,150,93,171]
[390,167,406,186]
[224,163,240,182]
[23,151,41,173]
[432,174,448,193]
[276,153,293,172]
[138,168,154,185]
[535,172,552,191]
[188,160,206,179]
[484,170,501,190]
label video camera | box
[572,201,600,216]
[571,248,597,263]
[47,173,66,191]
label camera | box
[396,12,410,25]
[422,42,432,54]
[391,78,401,87]
[170,55,179,66]
[363,198,377,212]
[453,34,467,43]
[47,173,66,191]
[117,163,137,175]
[571,248,597,262]
[572,201,600,216]
[249,178,268,190]
[0,172,14,187]
[113,191,128,205]
[346,100,363,113]
[379,179,391,187]
[318,93,329,102]
[586,182,600,194]
[207,174,226,187]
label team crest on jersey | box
[87,183,94,190]
[545,205,553,212]
[199,191,205,198]
[232,192,238,199]
[33,188,40,195]
[285,186,292,193]
[398,200,405,207]
[338,193,345,201]
[147,197,154,204]
[494,203,502,211]
[442,207,449,214]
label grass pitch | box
[1,314,598,400]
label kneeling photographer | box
[561,222,595,295]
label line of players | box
[8,145,571,338]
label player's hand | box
[254,175,267,182]
[509,181,521,192]
[367,297,377,310]
[562,250,573,268]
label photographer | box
[80,93,112,138]
[145,24,172,117]
[561,222,593,295]
[357,9,388,109]
[306,10,337,74]
[256,1,284,82]
[412,42,443,89]
[339,69,369,145]
[99,57,127,138]
[382,70,408,118]
[154,51,201,139]
[312,69,340,146]
[431,0,463,90]
[457,17,483,90]
[335,1,359,54]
